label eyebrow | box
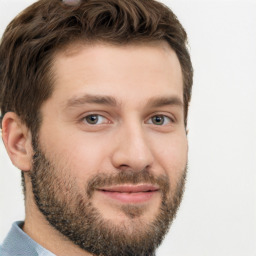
[65,94,119,109]
[65,94,183,109]
[146,96,184,109]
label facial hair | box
[29,139,187,256]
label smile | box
[97,184,160,204]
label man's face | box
[30,41,188,255]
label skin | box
[2,41,187,255]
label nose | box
[111,123,154,171]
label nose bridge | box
[111,119,153,171]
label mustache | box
[86,169,170,198]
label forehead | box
[50,41,183,105]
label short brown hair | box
[0,0,193,133]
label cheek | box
[40,132,111,185]
[151,132,188,183]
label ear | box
[2,112,33,171]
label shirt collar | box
[1,221,56,256]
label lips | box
[97,184,159,203]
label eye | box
[148,115,172,125]
[83,114,108,125]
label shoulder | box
[0,244,18,256]
[0,221,37,256]
[1,221,56,256]
[0,244,15,256]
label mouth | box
[96,184,160,204]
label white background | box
[0,1,256,255]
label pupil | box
[87,115,98,124]
[153,116,163,125]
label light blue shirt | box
[0,221,55,256]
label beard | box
[28,138,187,256]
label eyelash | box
[82,113,175,126]
[82,114,110,125]
[146,115,174,125]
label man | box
[0,0,193,255]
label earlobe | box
[2,112,33,171]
